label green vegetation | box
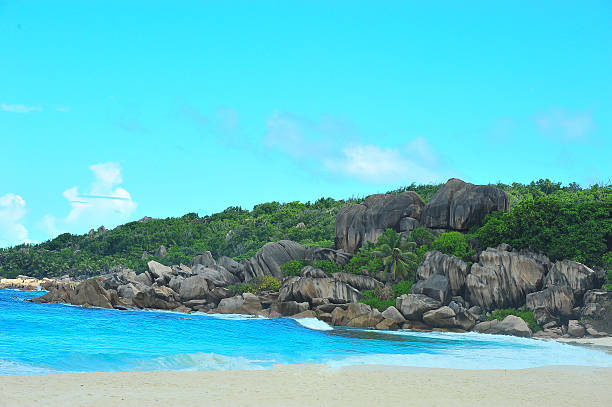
[280,260,312,277]
[487,308,541,332]
[227,275,281,296]
[373,229,419,281]
[1,179,609,279]
[430,231,475,262]
[360,281,414,311]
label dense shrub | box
[359,281,415,312]
[227,275,281,295]
[409,227,435,248]
[313,260,341,275]
[431,232,475,262]
[487,308,540,332]
[280,259,311,277]
[475,196,611,267]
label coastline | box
[1,364,611,407]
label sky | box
[1,1,611,247]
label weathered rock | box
[526,285,574,317]
[346,305,384,328]
[178,275,209,301]
[133,271,153,286]
[69,278,113,308]
[291,310,317,319]
[117,282,146,299]
[191,251,216,268]
[473,315,531,337]
[173,305,191,313]
[421,178,510,231]
[567,320,585,338]
[271,301,310,316]
[466,248,547,310]
[154,245,168,257]
[381,306,405,322]
[217,256,244,277]
[301,266,328,279]
[423,306,457,328]
[318,312,333,324]
[332,272,383,291]
[215,293,262,314]
[544,260,600,303]
[533,307,560,326]
[207,287,232,305]
[331,307,347,326]
[399,217,419,233]
[411,274,451,304]
[396,294,442,320]
[243,240,307,280]
[334,191,425,253]
[183,299,209,311]
[132,285,180,310]
[448,300,476,330]
[401,320,431,331]
[279,277,363,304]
[416,251,469,297]
[583,290,612,306]
[192,264,239,287]
[304,246,352,268]
[376,319,400,330]
[147,261,173,285]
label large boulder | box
[332,272,383,291]
[525,285,574,318]
[411,274,451,304]
[421,178,510,231]
[396,294,441,320]
[178,275,210,301]
[215,293,262,314]
[304,246,352,267]
[278,277,363,304]
[192,264,239,287]
[67,278,113,308]
[271,301,310,316]
[334,192,424,253]
[423,306,457,328]
[243,240,307,280]
[381,306,406,322]
[132,285,180,310]
[217,256,244,277]
[191,251,216,268]
[544,260,600,304]
[466,247,548,310]
[147,261,173,285]
[473,315,531,337]
[416,251,469,297]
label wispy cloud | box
[535,108,593,141]
[42,163,137,237]
[1,103,42,113]
[264,111,444,184]
[0,193,31,247]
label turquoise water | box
[1,288,611,375]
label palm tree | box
[373,229,419,282]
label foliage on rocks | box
[487,308,540,332]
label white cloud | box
[326,143,441,184]
[0,193,31,247]
[535,109,593,141]
[43,163,137,237]
[1,103,42,113]
[264,111,443,184]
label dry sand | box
[1,365,611,407]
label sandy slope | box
[1,365,611,407]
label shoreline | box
[1,365,611,406]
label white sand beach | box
[1,365,611,407]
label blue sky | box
[1,1,611,247]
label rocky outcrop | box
[525,286,574,318]
[243,240,307,280]
[331,272,383,291]
[544,260,600,304]
[381,306,405,322]
[278,277,363,304]
[473,315,531,337]
[396,294,441,320]
[304,246,352,267]
[329,303,384,328]
[423,306,457,328]
[217,256,244,276]
[214,293,262,314]
[31,278,113,309]
[334,192,424,253]
[0,276,45,290]
[416,251,469,297]
[192,265,239,287]
[191,251,216,268]
[466,247,547,310]
[178,275,210,301]
[421,178,510,231]
[411,274,451,304]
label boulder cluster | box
[23,178,611,339]
[335,178,509,253]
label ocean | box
[1,288,611,375]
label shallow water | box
[1,289,611,375]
